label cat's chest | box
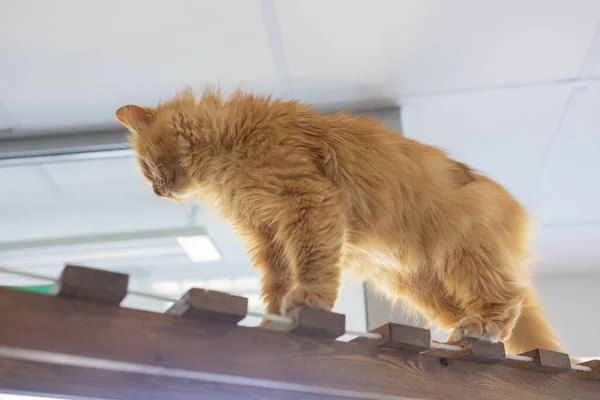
[344,245,400,275]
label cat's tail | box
[503,288,564,355]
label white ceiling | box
[278,0,599,92]
[1,0,599,131]
[0,0,277,130]
[1,0,600,283]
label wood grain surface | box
[0,358,360,400]
[0,287,599,400]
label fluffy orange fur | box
[116,88,563,354]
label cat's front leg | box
[442,249,526,345]
[237,225,292,318]
[276,199,345,319]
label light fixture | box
[177,235,221,262]
[0,226,220,269]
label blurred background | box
[0,0,599,359]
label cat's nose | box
[152,186,164,197]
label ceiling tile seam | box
[34,165,79,212]
[398,76,600,101]
[578,21,600,79]
[526,87,587,217]
[0,100,22,132]
[261,0,292,96]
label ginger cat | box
[116,88,563,354]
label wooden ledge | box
[1,287,599,400]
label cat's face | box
[115,104,194,202]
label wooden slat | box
[51,264,128,305]
[503,349,571,373]
[422,338,506,364]
[1,287,599,400]
[350,323,431,353]
[166,288,248,324]
[263,305,346,339]
[563,360,600,381]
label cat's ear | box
[115,105,155,133]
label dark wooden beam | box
[0,358,348,400]
[0,287,599,400]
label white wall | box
[535,272,600,357]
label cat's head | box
[115,99,198,202]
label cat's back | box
[285,109,409,172]
[219,96,417,200]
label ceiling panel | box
[277,0,600,95]
[8,157,250,262]
[0,101,18,132]
[0,0,276,129]
[0,166,69,213]
[400,85,573,205]
[42,157,182,212]
[0,160,191,242]
[580,24,600,78]
[537,85,600,224]
[42,157,190,234]
[0,166,82,242]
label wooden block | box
[563,360,600,380]
[263,306,345,339]
[166,288,248,324]
[51,264,128,306]
[503,349,571,373]
[351,323,431,353]
[292,306,345,339]
[422,338,506,364]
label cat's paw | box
[280,286,333,320]
[447,316,501,343]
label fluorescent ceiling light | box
[0,227,219,268]
[177,235,221,262]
